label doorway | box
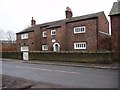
[23,52,29,60]
[21,46,29,60]
[53,43,60,52]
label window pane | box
[51,30,56,35]
[21,33,28,39]
[74,26,86,34]
[79,44,81,48]
[43,31,47,37]
[74,42,86,49]
[84,44,86,47]
[42,45,48,50]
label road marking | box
[16,66,25,68]
[53,69,80,74]
[25,66,53,71]
[15,66,80,74]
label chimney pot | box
[31,17,36,26]
[65,7,73,19]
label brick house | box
[109,1,120,59]
[16,7,111,52]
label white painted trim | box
[74,26,86,34]
[52,39,56,43]
[21,33,28,39]
[42,31,47,37]
[74,42,86,49]
[53,43,60,51]
[21,46,29,51]
[42,45,48,50]
[99,31,110,36]
[51,30,56,35]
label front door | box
[53,43,60,52]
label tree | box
[0,29,6,40]
[6,30,16,42]
[0,29,16,41]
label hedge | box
[1,51,22,60]
[29,51,113,64]
[1,51,113,64]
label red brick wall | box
[1,43,16,51]
[66,18,98,51]
[16,31,35,51]
[98,33,111,51]
[0,44,2,51]
[98,13,109,33]
[97,13,110,51]
[16,13,110,52]
[110,15,120,59]
[34,28,42,51]
[38,24,67,51]
[47,27,62,51]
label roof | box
[16,25,39,34]
[109,1,120,16]
[17,11,105,34]
[0,40,16,43]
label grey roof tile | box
[17,11,105,34]
[109,1,120,15]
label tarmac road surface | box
[1,60,119,88]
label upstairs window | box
[43,31,47,37]
[51,30,56,35]
[42,45,48,50]
[21,33,28,39]
[74,26,86,34]
[74,42,86,49]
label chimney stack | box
[65,7,73,19]
[31,17,36,26]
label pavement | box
[2,74,66,88]
[1,58,119,70]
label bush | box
[1,51,113,64]
[2,51,22,60]
[29,51,113,64]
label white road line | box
[25,66,53,71]
[16,66,25,68]
[53,69,80,74]
[15,66,80,74]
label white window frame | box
[51,30,56,35]
[74,26,86,34]
[21,33,28,39]
[42,45,48,50]
[42,31,47,37]
[53,43,60,52]
[52,39,56,43]
[21,46,29,51]
[74,42,86,49]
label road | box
[1,60,118,88]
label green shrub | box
[2,51,22,60]
[29,51,113,64]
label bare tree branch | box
[6,31,16,42]
[0,29,6,40]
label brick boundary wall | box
[1,51,113,64]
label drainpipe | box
[96,18,99,51]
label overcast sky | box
[0,0,117,34]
